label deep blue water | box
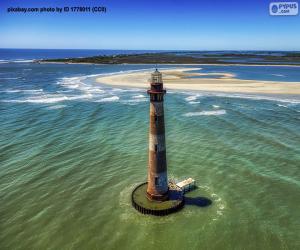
[0,48,167,62]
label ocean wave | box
[221,93,300,104]
[0,59,35,63]
[59,68,156,87]
[57,75,108,101]
[57,67,180,95]
[213,105,220,108]
[95,96,119,102]
[2,94,92,104]
[56,69,157,102]
[58,72,134,93]
[185,95,200,102]
[0,89,43,94]
[188,101,200,104]
[46,105,67,110]
[1,69,135,104]
[179,91,300,104]
[183,110,226,116]
[1,67,177,105]
[119,94,147,105]
[277,104,288,108]
[185,94,202,104]
[271,74,285,77]
[132,94,146,99]
[121,99,147,105]
[0,77,21,80]
[110,88,141,93]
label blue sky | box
[0,0,299,50]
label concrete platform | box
[176,178,196,193]
[131,182,184,216]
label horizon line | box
[0,48,300,52]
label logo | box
[272,4,279,13]
[269,2,298,15]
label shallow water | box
[188,65,300,82]
[1,63,300,250]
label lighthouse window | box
[155,144,158,152]
[155,177,159,186]
[154,115,158,122]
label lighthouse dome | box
[151,69,162,83]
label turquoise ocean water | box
[1,55,300,249]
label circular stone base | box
[132,182,184,216]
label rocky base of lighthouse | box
[131,182,184,216]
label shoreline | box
[95,67,300,96]
[36,61,300,67]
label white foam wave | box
[121,99,147,105]
[185,95,200,101]
[57,67,181,94]
[180,91,300,104]
[57,75,109,102]
[47,105,67,110]
[188,101,200,104]
[277,104,288,108]
[0,89,21,93]
[1,67,200,105]
[216,211,223,216]
[0,59,35,63]
[56,90,73,93]
[2,94,92,104]
[95,96,119,102]
[55,69,159,103]
[58,72,138,95]
[1,70,125,104]
[230,95,300,104]
[132,94,146,99]
[184,110,226,117]
[1,89,43,94]
[213,105,220,108]
[271,74,284,77]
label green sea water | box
[1,63,300,250]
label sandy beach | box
[96,67,300,95]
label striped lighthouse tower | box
[146,69,168,201]
[131,69,184,215]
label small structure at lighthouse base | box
[176,178,196,194]
[132,182,184,216]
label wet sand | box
[96,67,300,95]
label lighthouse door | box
[155,177,159,186]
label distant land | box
[38,51,300,65]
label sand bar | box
[96,67,300,95]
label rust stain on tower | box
[146,69,168,201]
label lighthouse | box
[131,69,184,216]
[146,69,168,201]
